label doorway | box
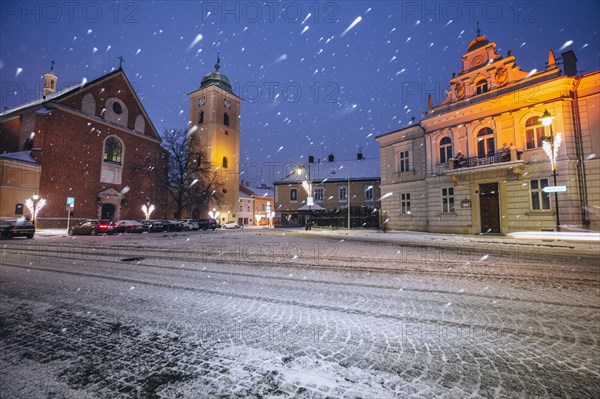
[479,183,500,233]
[101,203,116,221]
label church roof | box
[200,71,234,94]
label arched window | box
[224,113,229,126]
[439,136,453,163]
[222,156,228,169]
[198,111,204,124]
[104,137,123,164]
[475,79,488,95]
[525,116,545,149]
[81,93,96,115]
[477,127,495,157]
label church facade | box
[0,66,168,227]
[187,57,242,223]
[377,33,600,234]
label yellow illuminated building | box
[377,32,599,234]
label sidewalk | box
[290,228,600,256]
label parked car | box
[0,217,35,239]
[198,218,218,231]
[159,220,178,232]
[168,220,184,232]
[68,219,114,236]
[222,220,243,229]
[179,219,200,231]
[113,220,145,234]
[139,220,164,233]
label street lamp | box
[208,208,220,220]
[297,165,313,229]
[266,201,272,228]
[142,203,155,220]
[539,109,562,232]
[26,193,46,223]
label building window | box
[239,205,243,212]
[224,113,230,126]
[314,188,324,200]
[525,116,545,149]
[530,178,551,210]
[112,101,123,114]
[442,187,455,213]
[365,185,373,201]
[103,137,122,164]
[439,137,453,164]
[475,79,488,95]
[222,156,228,169]
[339,186,347,200]
[401,193,411,214]
[290,188,297,201]
[198,111,204,124]
[477,127,495,157]
[15,203,24,215]
[398,150,410,173]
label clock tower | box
[188,55,242,222]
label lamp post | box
[297,164,312,229]
[26,194,46,224]
[142,202,155,220]
[540,109,562,232]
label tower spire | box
[215,51,221,72]
[476,22,481,36]
[50,60,55,72]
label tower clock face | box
[198,96,205,106]
[223,99,231,109]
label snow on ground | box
[1,229,599,398]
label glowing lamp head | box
[296,167,302,175]
[32,194,39,201]
[540,109,554,127]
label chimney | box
[357,150,364,160]
[561,50,578,76]
[308,155,314,163]
[328,153,334,162]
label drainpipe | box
[571,76,590,228]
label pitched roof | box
[275,158,380,185]
[0,151,40,165]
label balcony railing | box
[450,150,522,170]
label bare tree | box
[159,128,223,219]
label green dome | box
[200,69,233,94]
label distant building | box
[238,183,275,226]
[274,152,381,227]
[187,55,241,223]
[376,31,599,234]
[0,66,168,227]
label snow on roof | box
[275,158,380,184]
[0,151,40,165]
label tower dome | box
[199,53,234,94]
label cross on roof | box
[118,56,125,69]
[50,60,55,72]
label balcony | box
[435,149,524,176]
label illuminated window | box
[439,137,453,163]
[103,137,122,164]
[525,116,545,149]
[477,128,495,157]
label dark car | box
[159,220,178,232]
[113,220,145,234]
[197,218,218,231]
[68,219,114,236]
[0,218,35,239]
[140,220,164,233]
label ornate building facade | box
[377,33,599,234]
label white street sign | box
[542,185,567,193]
[307,197,314,206]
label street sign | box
[307,196,314,206]
[67,197,75,205]
[542,185,567,193]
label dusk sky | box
[1,1,599,183]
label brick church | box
[0,65,168,227]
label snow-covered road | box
[1,230,599,398]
